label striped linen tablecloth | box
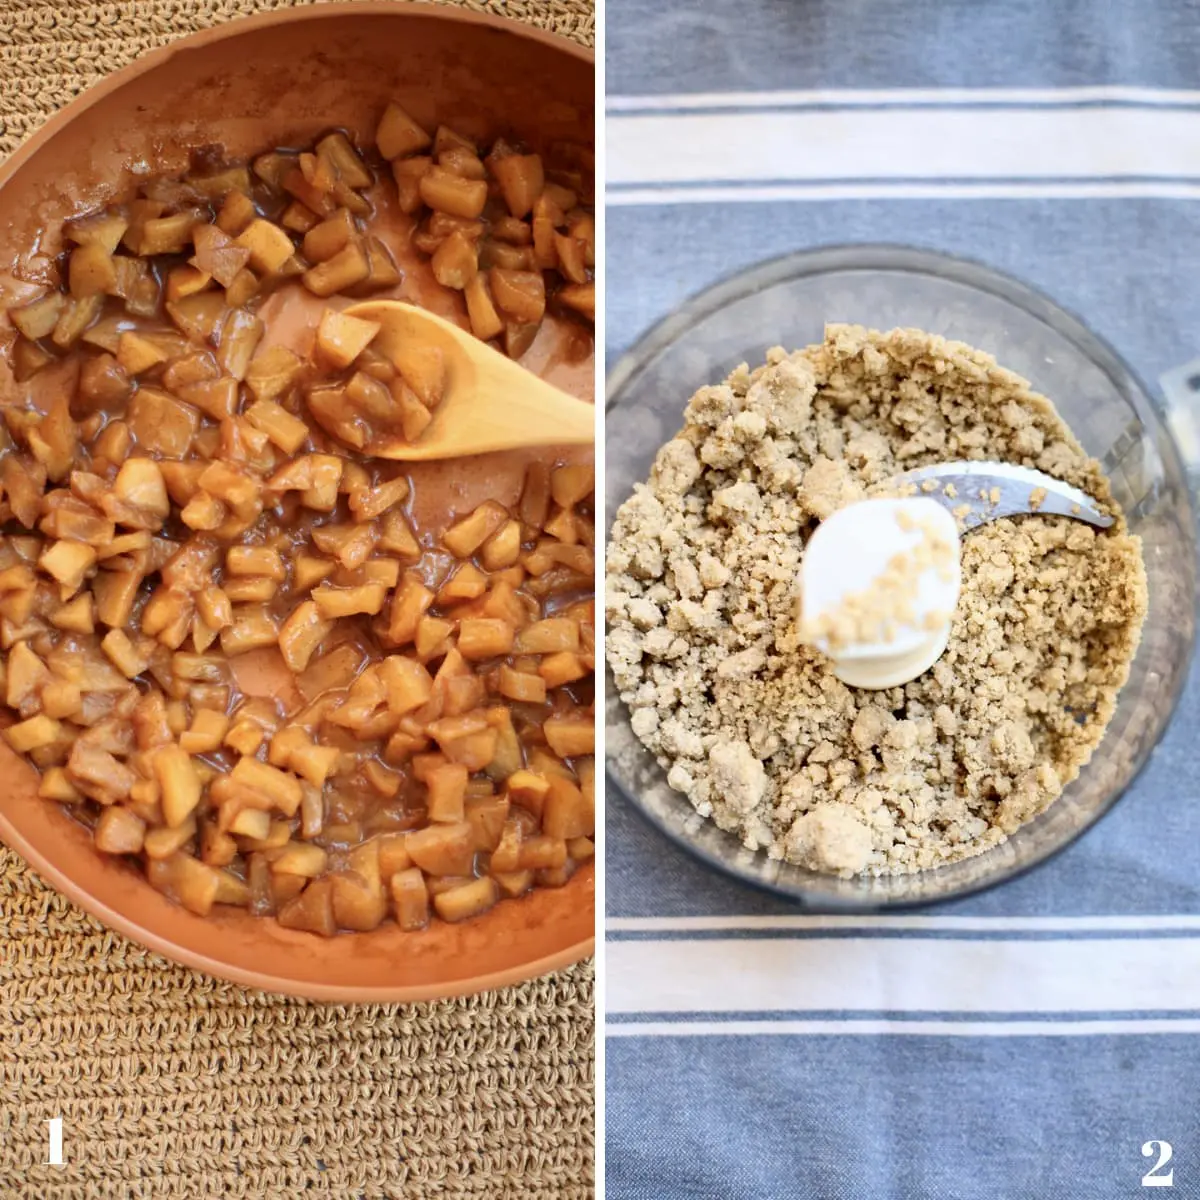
[604,2,1200,1196]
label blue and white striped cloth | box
[605,3,1200,1196]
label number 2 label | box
[1142,1141,1174,1188]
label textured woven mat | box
[0,2,595,1197]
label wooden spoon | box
[345,299,595,460]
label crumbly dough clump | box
[606,325,1148,876]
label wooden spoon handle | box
[469,355,596,448]
[347,299,595,459]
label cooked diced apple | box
[312,583,387,618]
[513,618,579,654]
[543,712,594,757]
[289,742,341,788]
[99,629,150,679]
[9,291,64,340]
[224,546,284,581]
[69,242,118,298]
[405,821,474,876]
[567,836,594,862]
[179,708,230,755]
[302,208,356,263]
[223,577,276,605]
[228,806,271,840]
[143,817,197,860]
[488,818,523,873]
[138,212,199,256]
[553,233,588,284]
[290,555,332,592]
[439,729,497,773]
[216,308,264,380]
[148,852,219,916]
[191,223,252,287]
[492,869,533,898]
[224,268,259,308]
[165,292,228,344]
[458,273,505,343]
[5,640,48,711]
[386,340,443,411]
[218,607,279,656]
[360,237,401,291]
[230,755,303,816]
[40,680,82,721]
[65,209,129,254]
[222,718,264,758]
[199,821,238,867]
[157,458,204,506]
[4,713,62,753]
[431,231,478,289]
[392,156,432,213]
[378,102,432,159]
[419,166,487,218]
[277,877,336,936]
[269,842,328,878]
[66,739,136,798]
[376,655,432,715]
[152,743,202,827]
[346,479,409,527]
[558,282,595,322]
[425,761,468,824]
[278,600,333,673]
[550,464,593,509]
[457,618,515,661]
[465,794,509,851]
[180,492,223,532]
[315,131,372,189]
[11,336,52,382]
[331,869,388,932]
[497,665,546,704]
[39,540,96,593]
[414,615,453,661]
[38,765,82,803]
[387,576,434,646]
[166,264,213,303]
[244,344,302,404]
[311,522,378,570]
[234,218,295,274]
[490,268,546,324]
[542,774,590,839]
[491,152,544,218]
[127,388,199,458]
[315,307,380,369]
[390,867,429,931]
[77,353,133,410]
[518,835,568,871]
[51,294,103,348]
[443,501,508,558]
[433,876,497,924]
[112,457,170,518]
[303,241,371,297]
[240,399,307,456]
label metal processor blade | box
[896,461,1115,532]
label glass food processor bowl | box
[605,244,1197,909]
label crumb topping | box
[606,325,1148,876]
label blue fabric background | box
[605,3,1200,1197]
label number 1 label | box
[45,1117,64,1167]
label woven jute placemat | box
[0,2,595,1197]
